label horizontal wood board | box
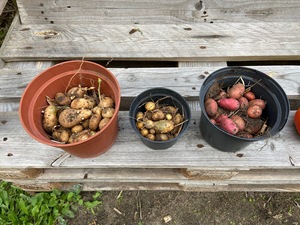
[1,65,300,113]
[0,65,299,104]
[0,110,299,169]
[16,0,300,25]
[2,167,300,192]
[1,22,300,62]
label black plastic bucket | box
[129,87,191,150]
[199,66,290,152]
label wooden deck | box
[0,0,300,192]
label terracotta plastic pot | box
[129,87,191,150]
[199,66,289,152]
[19,60,121,158]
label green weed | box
[0,181,101,225]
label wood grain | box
[16,0,300,25]
[0,110,299,169]
[1,22,300,62]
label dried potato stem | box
[65,57,85,94]
[245,79,262,92]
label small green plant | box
[0,181,101,225]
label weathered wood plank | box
[0,0,8,16]
[6,167,300,192]
[16,0,300,25]
[0,110,299,169]
[0,65,299,110]
[1,22,300,62]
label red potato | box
[227,83,245,99]
[215,91,228,101]
[244,91,256,101]
[210,118,217,125]
[218,98,240,111]
[249,99,266,110]
[231,115,245,131]
[205,98,218,117]
[247,105,263,118]
[238,97,249,109]
[219,118,239,135]
[215,114,228,123]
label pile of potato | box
[42,82,115,144]
[204,79,268,138]
[135,99,185,141]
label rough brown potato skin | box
[204,98,218,117]
[58,108,92,128]
[43,105,58,134]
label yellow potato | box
[42,105,58,134]
[58,108,92,128]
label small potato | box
[173,113,183,125]
[231,115,245,131]
[205,98,218,117]
[81,119,90,129]
[152,110,165,121]
[136,121,144,129]
[145,120,155,129]
[99,96,114,108]
[165,114,173,120]
[155,133,169,141]
[146,134,155,141]
[215,91,228,101]
[227,83,245,99]
[218,98,240,111]
[247,105,263,118]
[238,97,249,109]
[89,113,102,131]
[68,130,94,143]
[71,96,96,109]
[89,107,102,131]
[52,127,71,143]
[149,128,156,134]
[99,117,111,130]
[102,107,115,118]
[145,101,156,111]
[244,91,256,101]
[55,92,71,106]
[71,125,84,133]
[58,108,92,128]
[154,120,174,134]
[249,99,266,110]
[43,105,58,134]
[219,118,239,135]
[140,128,149,136]
[161,106,177,115]
[67,86,87,98]
[136,111,144,121]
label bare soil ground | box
[68,191,300,225]
[1,2,300,225]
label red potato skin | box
[219,118,239,135]
[215,114,228,123]
[238,97,249,109]
[247,105,263,118]
[249,99,266,110]
[205,98,218,117]
[228,83,245,99]
[231,115,245,131]
[244,91,256,101]
[218,98,240,111]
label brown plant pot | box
[19,60,121,158]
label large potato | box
[58,108,92,128]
